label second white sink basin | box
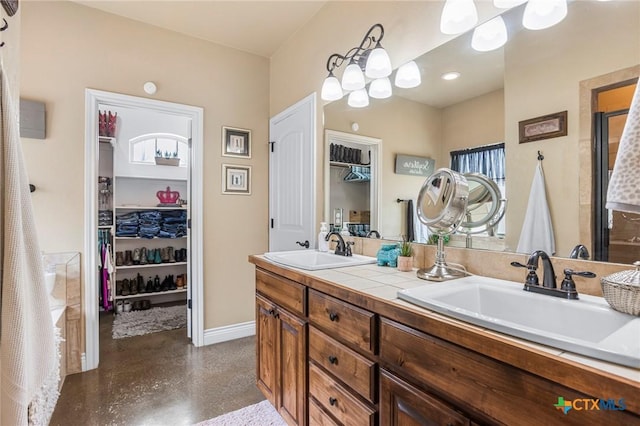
[264,250,377,270]
[398,276,640,368]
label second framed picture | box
[222,126,251,158]
[222,164,251,195]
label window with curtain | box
[450,143,506,235]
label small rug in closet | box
[195,400,286,426]
[112,305,186,339]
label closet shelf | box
[330,161,370,168]
[117,262,187,270]
[115,205,186,210]
[115,236,188,240]
[99,136,116,147]
[114,288,187,300]
[114,175,187,183]
[98,225,113,229]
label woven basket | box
[601,261,640,316]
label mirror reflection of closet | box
[324,130,381,235]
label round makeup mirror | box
[416,168,469,281]
[459,173,505,234]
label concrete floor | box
[50,312,264,426]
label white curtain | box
[1,65,58,424]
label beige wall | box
[324,96,441,238]
[504,1,640,255]
[20,2,270,330]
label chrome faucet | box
[325,231,352,256]
[510,250,595,300]
[569,244,590,260]
[366,230,381,239]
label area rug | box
[195,400,286,426]
[112,305,186,339]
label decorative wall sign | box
[222,126,251,158]
[222,164,251,195]
[519,110,568,143]
[394,155,435,177]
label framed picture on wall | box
[222,164,251,195]
[222,126,251,158]
[518,111,567,143]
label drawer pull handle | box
[328,355,338,365]
[328,312,339,322]
[329,397,337,406]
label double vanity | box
[250,242,639,425]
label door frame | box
[268,92,317,251]
[324,129,381,232]
[84,89,205,371]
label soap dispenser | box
[318,222,329,252]
[341,222,351,237]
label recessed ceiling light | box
[441,72,461,81]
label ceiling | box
[74,1,327,58]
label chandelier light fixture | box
[522,0,568,30]
[471,15,508,51]
[321,23,416,107]
[440,0,479,35]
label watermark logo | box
[554,397,626,415]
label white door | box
[269,93,316,252]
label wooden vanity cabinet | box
[256,270,307,426]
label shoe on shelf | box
[115,252,124,266]
[132,300,143,311]
[121,278,130,296]
[161,247,170,263]
[115,301,124,314]
[115,280,123,296]
[153,275,161,292]
[123,301,132,312]
[124,250,133,266]
[167,247,175,263]
[139,247,148,265]
[168,275,177,290]
[129,277,138,295]
[146,277,154,293]
[137,273,146,293]
[160,275,169,292]
[132,248,141,265]
[154,249,162,264]
[146,248,156,264]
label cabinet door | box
[256,295,278,407]
[278,307,307,426]
[380,370,469,426]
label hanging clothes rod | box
[396,198,409,203]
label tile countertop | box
[254,256,640,383]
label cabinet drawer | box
[309,397,340,426]
[309,326,376,402]
[309,363,375,426]
[308,289,375,354]
[256,269,306,316]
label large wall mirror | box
[324,0,640,263]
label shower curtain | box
[1,65,59,424]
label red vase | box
[107,111,117,137]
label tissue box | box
[349,210,370,223]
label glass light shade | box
[394,61,421,89]
[365,47,392,79]
[523,0,568,30]
[341,63,366,90]
[368,77,392,99]
[321,75,343,101]
[471,16,508,52]
[493,0,527,8]
[440,0,479,35]
[348,88,370,108]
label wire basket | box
[601,261,640,316]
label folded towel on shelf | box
[517,162,555,255]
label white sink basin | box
[398,276,640,368]
[264,250,376,270]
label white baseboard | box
[203,320,255,346]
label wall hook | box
[537,150,544,161]
[0,19,8,32]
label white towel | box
[413,199,431,244]
[606,82,640,213]
[516,162,556,255]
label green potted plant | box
[397,237,413,272]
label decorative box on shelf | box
[154,157,180,166]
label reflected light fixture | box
[471,15,508,52]
[440,0,479,35]
[442,72,461,81]
[523,0,568,30]
[395,61,421,89]
[321,23,404,105]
